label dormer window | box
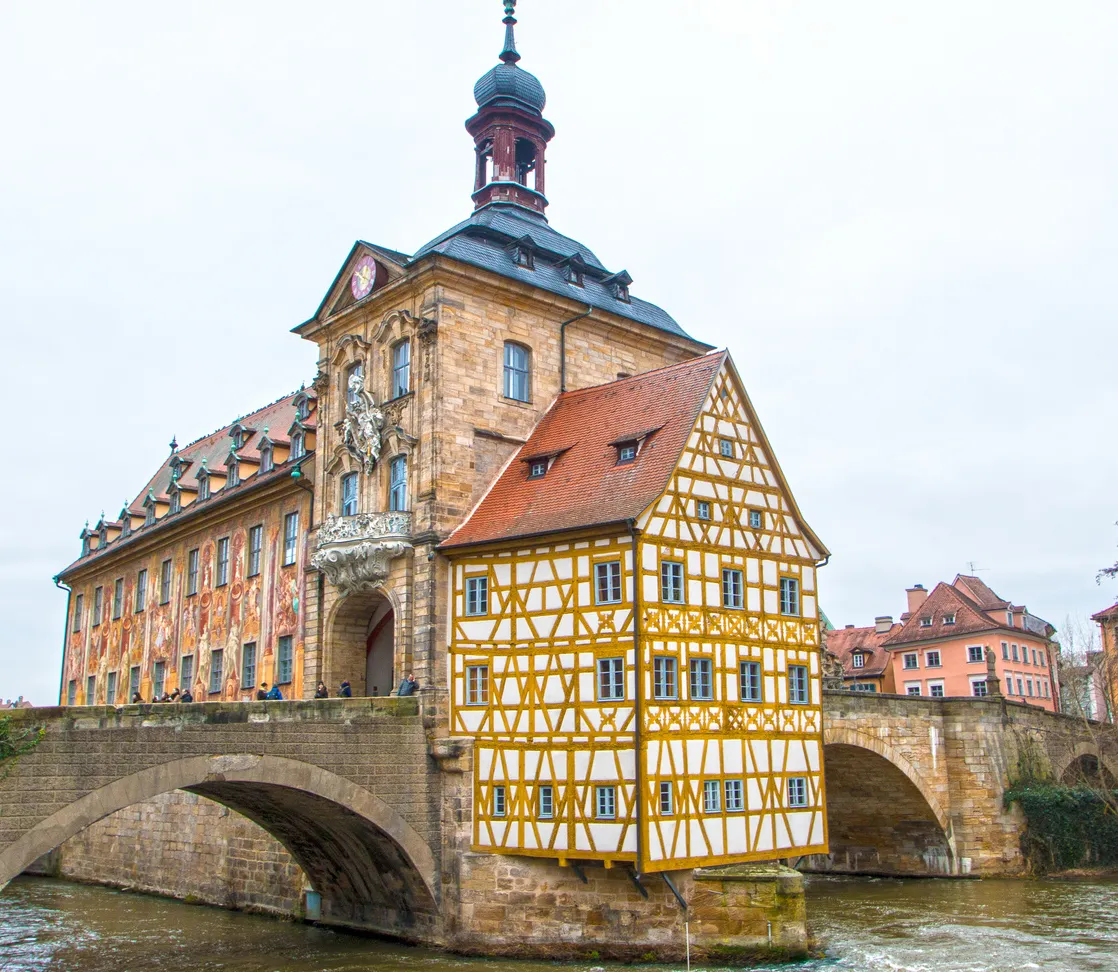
[81,533,90,557]
[145,502,155,526]
[120,515,130,538]
[943,612,956,625]
[508,236,537,270]
[198,474,210,501]
[616,442,637,464]
[227,462,239,488]
[604,270,633,303]
[852,652,865,669]
[294,393,310,421]
[528,459,547,479]
[919,616,933,627]
[169,490,181,514]
[291,432,305,459]
[260,445,274,473]
[559,256,587,287]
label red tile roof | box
[881,581,1001,647]
[442,353,726,548]
[953,574,1009,611]
[1092,602,1118,621]
[826,624,899,677]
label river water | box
[1,874,1116,972]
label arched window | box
[392,340,411,398]
[341,472,358,517]
[503,342,531,402]
[345,361,364,407]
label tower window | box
[503,342,531,402]
[389,455,408,511]
[392,340,411,398]
[341,472,358,516]
[514,138,537,187]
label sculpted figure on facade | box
[311,512,412,597]
[341,372,385,474]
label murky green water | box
[1,874,1116,971]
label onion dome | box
[472,1,546,114]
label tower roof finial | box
[500,0,520,65]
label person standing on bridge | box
[314,681,328,699]
[266,683,283,700]
[256,683,268,701]
[338,680,352,698]
[397,673,418,697]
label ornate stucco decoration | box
[341,373,386,474]
[310,512,413,596]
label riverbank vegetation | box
[1005,781,1118,873]
[0,714,44,780]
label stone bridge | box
[813,690,1118,877]
[0,697,461,941]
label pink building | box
[876,575,1060,710]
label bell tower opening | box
[466,0,555,215]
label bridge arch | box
[816,725,956,876]
[1058,745,1118,788]
[0,754,438,935]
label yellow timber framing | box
[445,354,829,871]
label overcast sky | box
[2,1,1116,703]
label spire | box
[169,435,178,454]
[500,1,520,65]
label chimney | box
[845,624,855,629]
[906,584,928,616]
[874,615,893,634]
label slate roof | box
[441,352,726,549]
[411,204,702,342]
[826,624,899,678]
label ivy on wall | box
[0,715,45,781]
[1005,782,1118,873]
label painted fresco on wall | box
[62,498,310,705]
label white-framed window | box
[528,458,547,479]
[466,665,489,705]
[597,657,624,701]
[181,654,194,690]
[919,616,933,628]
[659,781,673,815]
[538,785,553,819]
[595,785,616,819]
[740,660,762,702]
[72,593,83,633]
[187,550,201,596]
[903,652,918,670]
[718,438,734,458]
[492,785,506,817]
[277,635,293,685]
[943,612,956,625]
[389,455,408,511]
[1039,649,1047,668]
[153,660,165,699]
[928,680,945,698]
[967,645,984,664]
[291,431,305,459]
[696,499,711,521]
[779,577,800,616]
[1026,678,1034,697]
[392,339,411,398]
[1030,647,1038,666]
[660,561,684,604]
[160,559,172,604]
[135,569,147,613]
[653,656,678,699]
[724,779,744,812]
[617,442,637,464]
[503,342,531,401]
[242,642,256,689]
[971,677,988,697]
[283,512,299,566]
[92,586,102,626]
[465,575,489,617]
[689,657,713,700]
[1016,677,1024,696]
[787,777,809,808]
[209,649,224,695]
[905,683,922,696]
[722,568,743,609]
[1001,642,1009,660]
[341,472,358,516]
[112,578,123,619]
[788,664,809,704]
[1007,610,1014,626]
[248,526,262,577]
[748,509,762,529]
[852,652,865,669]
[1011,644,1019,661]
[594,560,622,604]
[216,537,229,587]
[703,779,722,813]
[925,650,941,668]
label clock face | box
[350,255,377,300]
